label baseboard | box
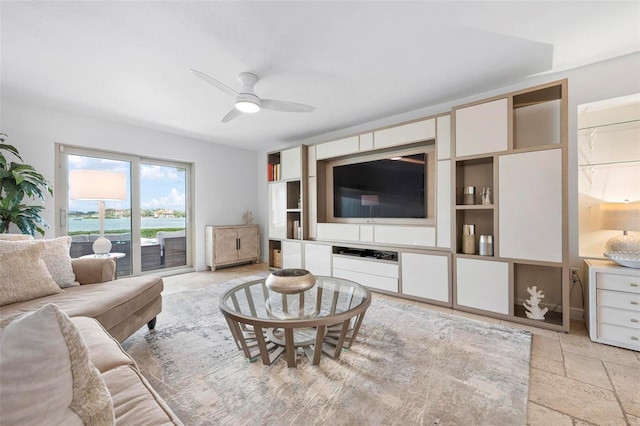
[570,307,585,322]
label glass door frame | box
[55,144,193,275]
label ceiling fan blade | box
[189,69,238,97]
[221,107,242,123]
[261,99,315,113]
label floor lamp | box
[69,170,126,256]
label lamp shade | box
[69,170,126,201]
[599,202,640,232]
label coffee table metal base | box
[224,314,367,368]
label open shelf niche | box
[454,156,495,256]
[513,83,565,150]
[267,152,281,182]
[512,262,565,328]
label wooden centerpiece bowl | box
[265,269,316,294]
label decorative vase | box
[265,269,316,294]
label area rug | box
[122,275,531,425]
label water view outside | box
[68,217,186,233]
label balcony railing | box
[70,232,186,276]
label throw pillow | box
[0,304,115,425]
[0,244,63,306]
[0,236,78,288]
[0,234,33,241]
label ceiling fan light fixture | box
[235,100,260,113]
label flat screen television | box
[325,145,435,224]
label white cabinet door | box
[268,182,286,239]
[436,115,451,160]
[401,253,449,303]
[282,240,303,269]
[307,177,317,239]
[374,119,435,149]
[455,98,508,157]
[499,149,563,263]
[315,136,359,160]
[456,258,509,314]
[303,242,331,276]
[436,160,451,249]
[280,146,301,180]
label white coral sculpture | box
[523,286,548,320]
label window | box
[56,145,192,276]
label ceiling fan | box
[189,69,316,123]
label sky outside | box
[68,155,186,213]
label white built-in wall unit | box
[452,79,569,332]
[267,115,452,307]
[266,80,569,330]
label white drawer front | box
[597,306,640,329]
[333,268,398,293]
[316,223,360,242]
[374,225,436,247]
[333,256,399,278]
[597,289,640,311]
[597,272,640,294]
[597,323,640,350]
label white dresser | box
[584,259,640,351]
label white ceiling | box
[2,1,639,151]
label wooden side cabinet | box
[584,259,640,351]
[205,225,260,271]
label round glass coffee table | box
[219,275,371,368]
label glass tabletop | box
[219,275,370,322]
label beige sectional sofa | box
[0,257,163,343]
[0,239,182,425]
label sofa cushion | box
[103,365,181,425]
[70,317,182,425]
[0,304,115,425]
[0,244,63,306]
[72,316,135,373]
[0,236,78,288]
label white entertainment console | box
[266,79,569,331]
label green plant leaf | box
[0,139,51,236]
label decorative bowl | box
[604,252,640,269]
[265,269,316,294]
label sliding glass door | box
[140,163,187,271]
[57,146,191,276]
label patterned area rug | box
[122,275,531,425]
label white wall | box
[259,52,640,311]
[1,96,258,271]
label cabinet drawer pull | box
[631,283,638,287]
[632,336,639,341]
[632,301,639,305]
[632,319,639,323]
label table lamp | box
[69,170,126,256]
[600,201,640,268]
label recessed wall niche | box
[578,93,640,258]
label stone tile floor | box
[162,263,640,425]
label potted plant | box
[0,134,53,236]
